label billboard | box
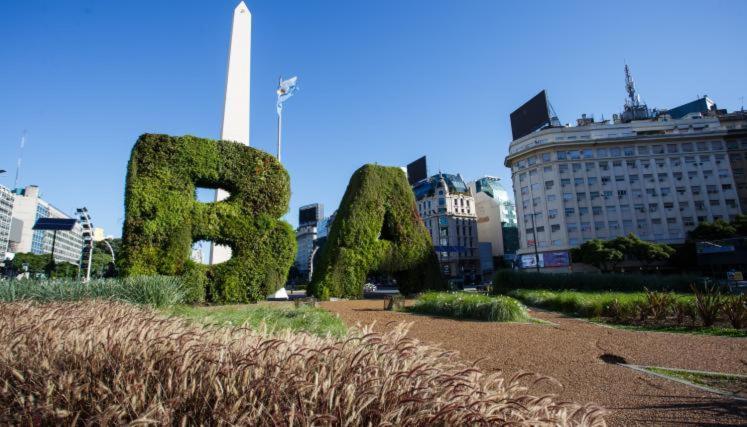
[510,90,551,141]
[520,254,542,269]
[299,204,323,225]
[542,251,570,268]
[407,156,427,185]
[520,251,570,269]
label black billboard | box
[299,204,322,225]
[407,156,427,185]
[509,90,551,141]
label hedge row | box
[492,269,703,294]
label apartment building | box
[505,108,746,270]
[0,185,14,255]
[9,185,83,264]
[414,173,479,286]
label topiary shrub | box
[121,134,296,303]
[310,164,445,299]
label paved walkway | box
[321,299,747,426]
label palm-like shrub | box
[722,294,747,329]
[690,284,723,327]
[644,288,677,320]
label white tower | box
[220,1,251,145]
[211,1,251,265]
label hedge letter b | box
[121,134,296,303]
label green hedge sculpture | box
[121,134,296,303]
[310,164,445,298]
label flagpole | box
[277,75,282,162]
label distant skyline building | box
[295,203,323,278]
[468,176,518,267]
[721,111,747,213]
[9,185,83,264]
[505,68,744,270]
[0,185,14,255]
[414,173,479,286]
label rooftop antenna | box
[14,130,26,189]
[624,64,640,108]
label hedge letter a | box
[311,164,445,298]
[121,134,296,303]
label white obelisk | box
[211,1,251,265]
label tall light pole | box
[76,208,94,282]
[529,212,541,273]
[276,76,298,162]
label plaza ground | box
[320,299,747,426]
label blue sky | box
[2,0,746,236]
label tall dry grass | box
[0,301,606,425]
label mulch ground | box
[321,299,747,426]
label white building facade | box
[9,185,83,264]
[468,176,517,258]
[414,174,480,285]
[0,185,14,255]
[505,115,742,264]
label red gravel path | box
[321,299,747,426]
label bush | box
[644,288,677,320]
[410,292,528,322]
[493,269,701,294]
[310,164,445,298]
[723,294,747,329]
[121,134,296,303]
[0,301,606,425]
[0,276,185,307]
[691,284,723,327]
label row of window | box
[515,140,727,170]
[519,155,729,182]
[522,181,735,202]
[524,176,734,195]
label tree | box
[732,214,747,236]
[572,239,623,273]
[614,233,675,268]
[689,219,736,241]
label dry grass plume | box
[0,301,606,425]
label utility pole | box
[277,75,283,162]
[529,212,540,273]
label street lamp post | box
[529,212,541,273]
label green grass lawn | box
[645,367,747,397]
[164,303,347,337]
[609,323,747,338]
[507,289,692,318]
[409,292,529,322]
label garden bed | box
[409,292,529,322]
[507,289,746,337]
